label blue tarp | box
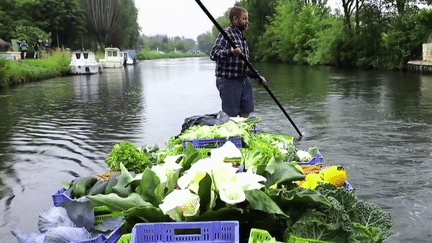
[125,49,137,60]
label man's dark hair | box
[229,6,247,24]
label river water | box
[0,57,431,242]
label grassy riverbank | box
[0,50,71,88]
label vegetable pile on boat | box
[13,116,392,243]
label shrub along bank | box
[0,49,71,89]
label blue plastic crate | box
[250,124,259,134]
[105,224,123,243]
[74,225,122,243]
[131,221,239,243]
[75,235,105,243]
[296,148,324,166]
[52,188,73,206]
[182,137,242,149]
[344,181,354,191]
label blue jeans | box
[216,76,254,117]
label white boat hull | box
[100,60,123,68]
[70,64,100,74]
[69,51,101,75]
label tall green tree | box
[353,3,386,67]
[183,39,198,52]
[36,0,87,49]
[340,0,365,36]
[382,7,432,68]
[197,31,214,54]
[256,0,303,62]
[256,0,342,65]
[237,0,277,59]
[211,12,230,38]
[0,0,50,45]
[308,14,344,65]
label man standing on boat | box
[210,6,266,118]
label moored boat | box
[99,47,124,68]
[69,51,101,75]
[124,49,138,65]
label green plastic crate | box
[248,229,282,243]
[288,234,337,243]
[117,233,131,243]
[94,205,122,225]
[197,148,243,166]
[95,211,123,225]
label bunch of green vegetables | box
[285,184,392,243]
[105,141,153,172]
[242,132,296,174]
[61,117,392,243]
[83,145,310,235]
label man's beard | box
[237,24,247,31]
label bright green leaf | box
[245,189,288,218]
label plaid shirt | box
[210,26,254,79]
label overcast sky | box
[136,0,239,40]
[135,0,342,41]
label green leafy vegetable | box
[179,143,206,171]
[136,168,162,207]
[267,187,331,210]
[307,147,319,157]
[122,204,170,223]
[245,189,288,218]
[198,173,212,215]
[289,208,349,242]
[243,149,272,174]
[349,222,385,243]
[86,192,152,212]
[287,184,392,242]
[105,141,153,172]
[348,201,392,241]
[112,163,134,197]
[263,156,305,187]
[243,132,296,174]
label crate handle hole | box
[204,142,219,148]
[174,228,201,235]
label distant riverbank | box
[0,49,207,90]
[135,50,206,60]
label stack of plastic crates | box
[130,221,239,243]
